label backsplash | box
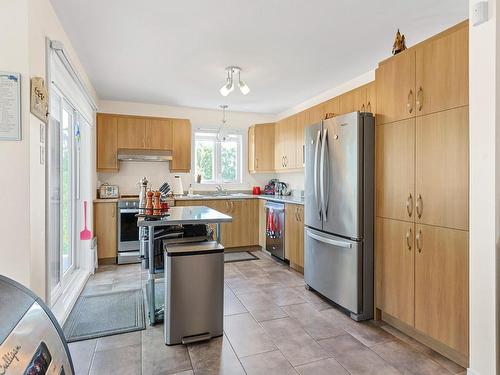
[98,161,275,195]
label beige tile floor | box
[69,251,466,375]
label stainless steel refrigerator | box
[304,111,374,321]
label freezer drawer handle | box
[306,229,352,248]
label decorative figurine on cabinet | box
[392,29,407,55]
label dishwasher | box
[265,201,285,260]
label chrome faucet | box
[215,184,227,195]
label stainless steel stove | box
[118,199,141,264]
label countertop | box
[137,206,232,227]
[94,194,305,205]
[175,193,304,205]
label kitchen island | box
[137,206,232,325]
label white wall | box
[98,100,276,193]
[468,0,499,374]
[0,0,31,286]
[0,0,97,300]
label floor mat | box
[63,289,145,343]
[224,251,259,263]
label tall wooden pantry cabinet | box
[374,20,469,367]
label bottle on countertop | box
[188,184,194,196]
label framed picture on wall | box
[0,71,21,141]
[30,76,49,124]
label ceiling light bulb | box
[239,80,250,95]
[220,81,234,97]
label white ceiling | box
[50,0,468,114]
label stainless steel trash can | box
[164,241,224,345]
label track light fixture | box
[220,66,250,96]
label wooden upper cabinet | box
[415,107,469,230]
[295,111,307,168]
[274,119,286,171]
[117,117,146,149]
[415,23,468,115]
[414,224,468,357]
[339,86,366,115]
[284,115,298,169]
[275,117,298,170]
[376,118,415,222]
[97,114,118,171]
[323,97,340,118]
[376,49,416,124]
[145,118,173,150]
[171,119,191,172]
[365,81,377,115]
[248,126,256,172]
[376,218,415,326]
[307,104,325,124]
[249,123,275,173]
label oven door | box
[118,208,140,251]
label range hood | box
[117,149,173,162]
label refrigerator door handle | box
[305,229,353,248]
[313,129,322,220]
[320,128,329,221]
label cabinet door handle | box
[295,207,299,221]
[416,229,422,253]
[416,194,423,219]
[281,156,285,167]
[112,207,115,218]
[367,101,371,113]
[361,104,366,112]
[416,86,423,111]
[285,156,288,167]
[225,201,229,212]
[406,193,413,218]
[231,201,234,213]
[407,89,414,114]
[256,158,259,169]
[406,227,412,250]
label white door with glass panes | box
[47,88,79,303]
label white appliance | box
[172,175,184,195]
[304,111,374,321]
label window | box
[194,131,242,184]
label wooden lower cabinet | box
[175,199,258,248]
[376,217,469,364]
[414,224,469,358]
[285,203,304,271]
[376,218,415,327]
[94,202,117,263]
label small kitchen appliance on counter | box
[0,275,74,374]
[172,175,184,196]
[98,183,119,199]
